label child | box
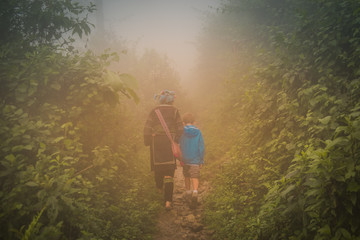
[180,113,205,205]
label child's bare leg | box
[192,178,199,191]
[190,178,199,207]
[185,177,191,190]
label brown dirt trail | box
[153,164,213,240]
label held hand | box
[178,159,184,167]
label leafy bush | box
[0,41,160,239]
[202,0,360,239]
[0,1,160,239]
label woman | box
[144,90,183,209]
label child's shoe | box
[191,190,198,206]
[183,190,192,203]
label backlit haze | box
[98,0,220,83]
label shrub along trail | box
[153,162,213,240]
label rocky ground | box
[153,164,214,240]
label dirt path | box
[153,164,213,240]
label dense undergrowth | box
[0,1,162,239]
[200,0,360,239]
[3,0,360,239]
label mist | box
[90,0,220,84]
[3,0,360,239]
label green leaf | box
[335,126,348,136]
[14,108,24,116]
[23,207,46,240]
[339,228,352,239]
[347,181,360,192]
[23,145,33,150]
[319,116,331,125]
[125,87,140,104]
[25,181,38,187]
[305,178,320,188]
[11,145,24,152]
[5,154,16,162]
[280,184,296,198]
[318,224,331,235]
[334,175,345,182]
[305,189,319,199]
[325,137,348,149]
[119,73,138,90]
[350,110,360,118]
[54,136,64,143]
[105,70,124,91]
[15,203,23,210]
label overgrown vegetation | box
[200,0,360,239]
[0,1,162,239]
[4,0,360,239]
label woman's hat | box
[154,90,176,104]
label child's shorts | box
[183,164,201,178]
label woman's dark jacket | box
[144,104,183,171]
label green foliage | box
[201,0,360,239]
[0,1,160,239]
[0,0,95,47]
[258,109,360,239]
[21,207,46,240]
[0,41,159,239]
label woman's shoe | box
[165,201,172,210]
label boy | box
[180,113,205,206]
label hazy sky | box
[101,0,220,81]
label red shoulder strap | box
[155,109,174,144]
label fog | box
[96,0,220,83]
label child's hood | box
[183,125,201,138]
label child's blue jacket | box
[180,125,205,165]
